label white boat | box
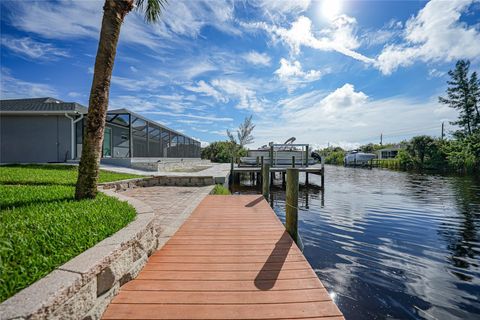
[344,151,376,166]
[239,137,319,167]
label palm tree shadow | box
[254,231,293,290]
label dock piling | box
[262,163,270,199]
[286,168,299,244]
[321,156,325,189]
[229,157,234,184]
[305,145,309,167]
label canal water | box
[231,165,480,320]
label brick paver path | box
[121,186,213,241]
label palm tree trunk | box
[75,0,134,199]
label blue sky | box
[1,0,480,149]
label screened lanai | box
[75,109,201,159]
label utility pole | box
[441,122,444,140]
[380,133,383,146]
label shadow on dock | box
[254,231,293,290]
[245,195,264,207]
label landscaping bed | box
[0,164,142,302]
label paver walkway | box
[102,195,344,320]
[121,186,213,239]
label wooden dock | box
[102,195,343,320]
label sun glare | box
[322,0,342,20]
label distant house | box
[377,146,402,159]
[0,97,201,163]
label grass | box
[0,164,142,302]
[212,184,231,195]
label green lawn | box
[0,164,142,302]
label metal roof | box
[108,108,199,143]
[0,97,87,113]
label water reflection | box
[231,166,480,320]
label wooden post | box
[292,155,295,168]
[321,156,325,189]
[305,145,309,167]
[259,156,264,185]
[269,145,274,167]
[286,168,299,244]
[262,163,270,199]
[305,172,309,186]
[256,156,259,167]
[230,157,234,184]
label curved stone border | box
[99,175,216,189]
[0,186,195,320]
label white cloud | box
[252,83,457,148]
[1,69,56,99]
[184,80,228,103]
[244,15,374,64]
[5,0,240,50]
[177,119,214,125]
[274,58,326,92]
[67,91,82,98]
[143,111,233,122]
[428,68,446,79]
[111,76,165,92]
[376,0,480,74]
[1,37,69,60]
[211,78,264,112]
[130,66,138,73]
[109,95,157,112]
[251,0,311,21]
[181,61,217,80]
[242,51,271,66]
[361,19,403,48]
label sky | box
[1,0,480,149]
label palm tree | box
[75,0,167,199]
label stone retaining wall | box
[99,175,216,190]
[0,184,212,320]
[130,159,212,172]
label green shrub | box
[201,141,247,163]
[0,165,140,302]
[324,149,346,165]
[212,184,231,195]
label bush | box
[212,184,231,195]
[201,141,247,163]
[324,148,346,165]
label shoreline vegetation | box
[318,133,480,174]
[0,164,142,302]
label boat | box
[239,137,319,167]
[344,150,376,166]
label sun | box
[321,0,343,20]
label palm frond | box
[135,0,167,23]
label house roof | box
[0,97,87,113]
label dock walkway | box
[102,195,343,320]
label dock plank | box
[102,195,344,320]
